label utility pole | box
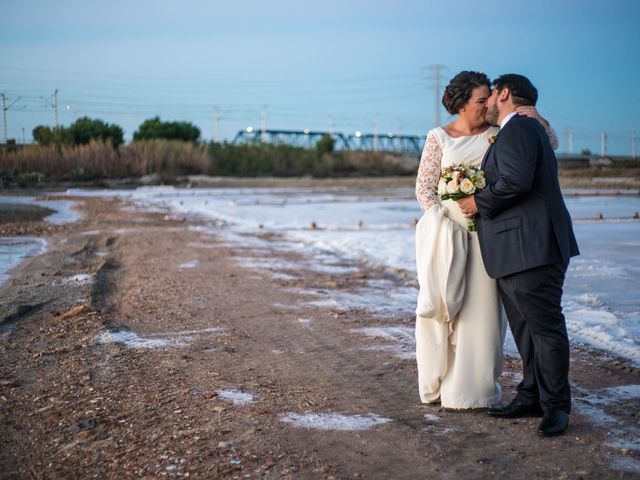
[632,131,637,159]
[567,129,573,154]
[328,114,334,136]
[600,132,607,157]
[213,106,220,143]
[260,104,267,143]
[425,64,447,127]
[53,89,59,128]
[395,117,402,152]
[600,131,607,157]
[373,114,379,151]
[1,93,21,144]
[1,94,7,144]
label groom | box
[457,74,579,437]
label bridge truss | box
[232,129,426,154]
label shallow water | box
[0,196,80,224]
[66,187,640,366]
[0,195,81,287]
[0,237,47,287]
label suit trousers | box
[497,261,571,413]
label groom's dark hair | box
[493,74,538,106]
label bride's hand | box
[515,106,549,127]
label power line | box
[0,65,422,88]
[424,64,447,127]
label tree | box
[316,134,335,156]
[33,125,69,145]
[68,117,124,148]
[33,125,55,145]
[133,116,200,143]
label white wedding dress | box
[415,126,505,409]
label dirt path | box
[0,196,638,479]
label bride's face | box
[460,85,490,127]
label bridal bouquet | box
[437,163,486,232]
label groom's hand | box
[457,196,478,217]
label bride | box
[415,71,558,409]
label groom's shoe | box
[537,409,569,437]
[487,400,544,418]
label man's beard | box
[485,103,500,126]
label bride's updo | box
[442,71,491,115]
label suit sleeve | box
[475,120,539,219]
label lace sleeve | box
[544,123,559,151]
[415,131,442,212]
[517,108,559,151]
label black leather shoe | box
[487,400,544,418]
[537,409,569,437]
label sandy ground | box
[0,195,639,479]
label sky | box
[1,0,639,155]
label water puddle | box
[424,425,462,435]
[351,326,415,360]
[98,330,190,348]
[279,412,391,431]
[98,326,223,349]
[0,237,47,286]
[574,384,640,426]
[573,383,640,463]
[63,274,93,284]
[608,454,640,474]
[217,389,255,405]
[178,260,199,269]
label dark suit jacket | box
[474,115,579,279]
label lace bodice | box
[416,127,497,211]
[416,123,559,211]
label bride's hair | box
[442,71,491,115]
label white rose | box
[460,178,476,194]
[437,178,447,195]
[446,179,460,194]
[451,171,461,181]
[476,176,486,189]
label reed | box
[1,140,210,186]
[1,139,418,187]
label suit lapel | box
[481,140,496,170]
[482,126,506,170]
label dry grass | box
[1,140,210,185]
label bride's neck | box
[453,117,486,135]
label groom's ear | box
[498,87,510,102]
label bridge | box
[232,128,426,154]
